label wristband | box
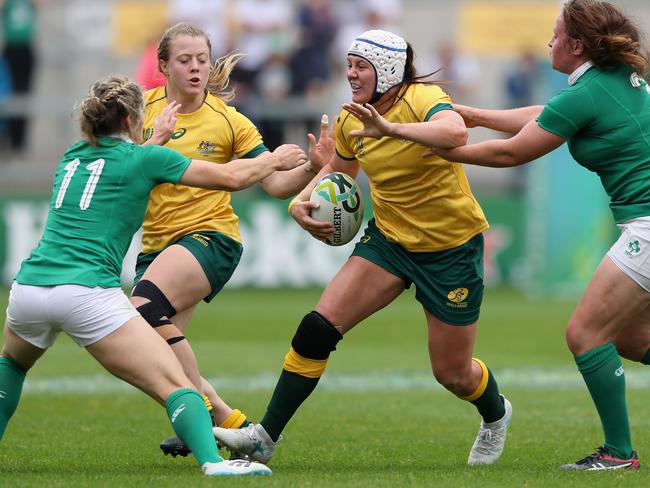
[288,198,301,215]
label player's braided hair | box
[157,22,241,102]
[78,75,144,146]
[564,0,649,78]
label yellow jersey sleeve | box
[140,89,267,252]
[416,85,454,121]
[333,83,488,252]
[226,106,267,158]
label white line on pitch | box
[21,367,650,395]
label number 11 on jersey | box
[54,158,105,210]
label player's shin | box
[459,358,505,422]
[0,357,25,440]
[166,388,221,465]
[261,311,342,441]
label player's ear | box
[571,37,585,56]
[159,60,169,77]
[124,114,134,135]
[125,114,143,143]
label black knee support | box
[291,311,343,360]
[132,279,177,327]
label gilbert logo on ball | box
[310,172,364,246]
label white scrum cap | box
[347,30,407,96]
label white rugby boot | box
[213,423,279,464]
[467,395,512,465]
[201,459,272,476]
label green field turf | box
[0,287,648,487]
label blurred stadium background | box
[1,0,650,296]
[3,3,650,485]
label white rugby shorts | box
[6,283,139,348]
[607,217,650,292]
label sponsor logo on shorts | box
[360,235,371,244]
[615,366,625,377]
[191,233,211,247]
[171,404,186,423]
[625,239,641,257]
[0,391,6,399]
[198,140,217,156]
[446,287,469,308]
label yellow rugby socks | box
[219,408,249,429]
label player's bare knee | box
[565,320,585,355]
[432,367,468,393]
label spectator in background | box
[168,0,231,61]
[289,0,336,102]
[504,50,540,108]
[502,50,540,191]
[426,42,480,105]
[333,0,402,60]
[228,0,293,150]
[288,0,337,138]
[1,0,38,152]
[0,56,11,150]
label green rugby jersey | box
[537,64,650,223]
[16,136,191,287]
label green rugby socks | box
[0,357,26,440]
[166,388,221,465]
[575,342,632,459]
[261,369,319,442]
[459,358,505,423]
[470,368,505,423]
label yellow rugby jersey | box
[336,83,488,252]
[141,87,267,252]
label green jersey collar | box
[568,61,594,86]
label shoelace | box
[245,426,258,441]
[228,459,251,468]
[475,427,504,454]
[576,447,608,465]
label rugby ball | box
[310,172,364,246]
